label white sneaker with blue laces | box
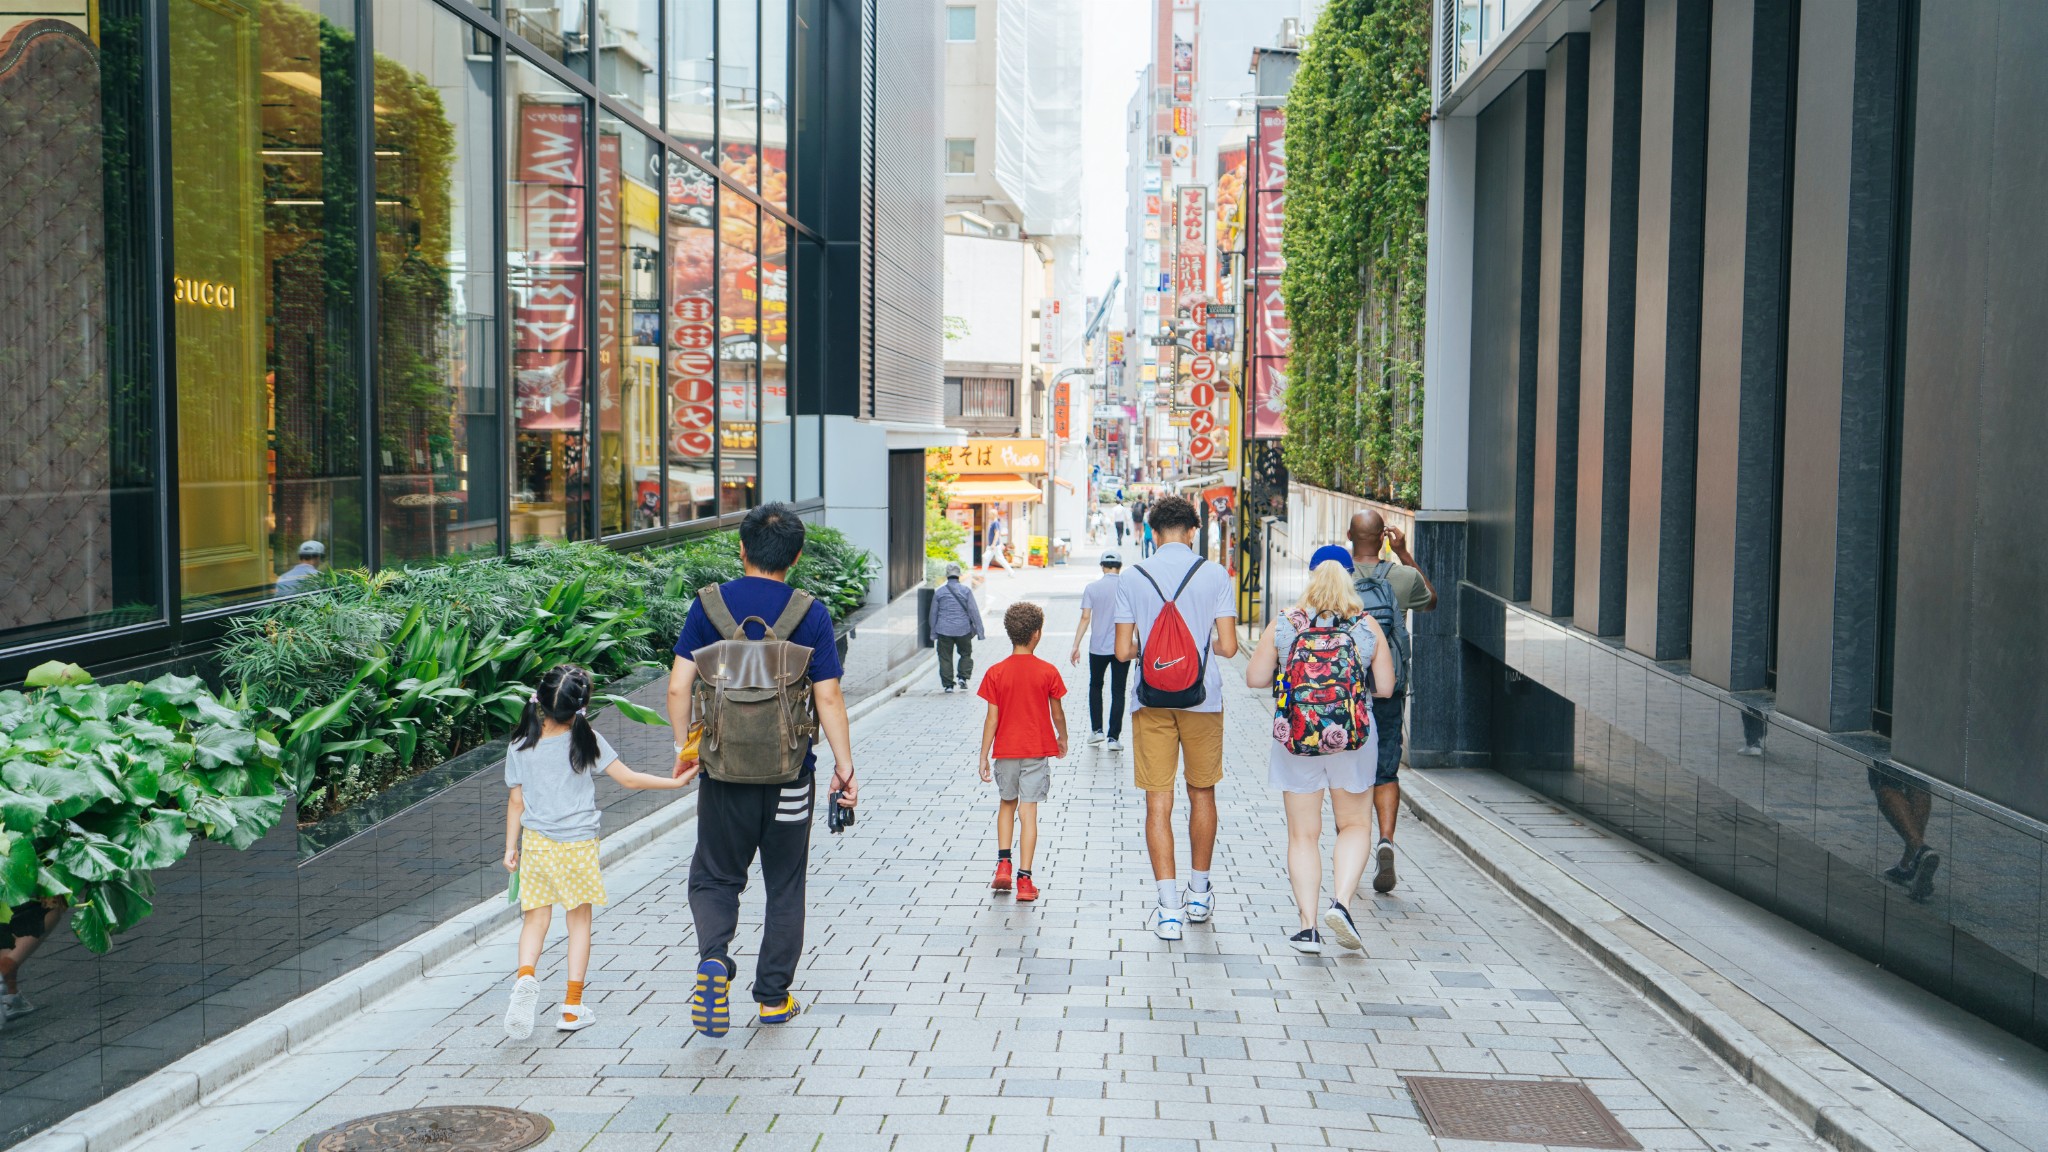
[1147,903,1184,940]
[1185,885,1215,923]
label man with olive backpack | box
[1346,509,1437,893]
[668,503,858,1034]
[1114,496,1240,940]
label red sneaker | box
[1015,875,1039,902]
[991,860,1013,891]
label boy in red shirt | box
[976,601,1069,901]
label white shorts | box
[1266,737,1379,795]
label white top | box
[1112,542,1237,713]
[1080,573,1122,656]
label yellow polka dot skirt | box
[517,830,607,911]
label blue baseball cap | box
[1308,544,1354,572]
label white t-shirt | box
[1113,542,1237,713]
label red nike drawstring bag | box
[1134,560,1208,709]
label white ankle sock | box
[1188,870,1212,893]
[1156,879,1182,908]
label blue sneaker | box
[691,958,730,1037]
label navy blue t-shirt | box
[674,576,843,773]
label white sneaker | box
[1088,730,1106,745]
[1287,928,1323,954]
[1147,903,1184,941]
[1372,840,1398,894]
[1185,886,1215,923]
[1106,737,1123,752]
[504,975,540,1039]
[556,1004,596,1032]
[0,992,37,1020]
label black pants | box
[936,633,974,688]
[689,772,814,1004]
[1087,653,1130,739]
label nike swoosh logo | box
[1152,657,1185,671]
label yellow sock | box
[516,965,535,979]
[565,980,584,1007]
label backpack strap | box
[1134,564,1167,599]
[699,584,745,640]
[1371,559,1394,581]
[1171,557,1206,599]
[768,588,817,642]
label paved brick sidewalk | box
[126,561,1826,1152]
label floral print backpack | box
[1271,610,1373,756]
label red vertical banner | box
[1175,185,1207,301]
[1249,105,1289,440]
[514,100,588,432]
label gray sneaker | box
[1372,839,1398,894]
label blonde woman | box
[1244,549,1394,954]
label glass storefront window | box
[374,0,502,566]
[504,0,590,74]
[666,152,720,523]
[169,0,365,610]
[718,0,759,192]
[718,196,759,513]
[761,0,789,211]
[0,8,163,645]
[665,0,716,159]
[759,220,792,503]
[597,113,665,536]
[596,0,657,120]
[507,57,591,542]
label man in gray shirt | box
[929,563,984,692]
[1069,550,1129,750]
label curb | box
[22,653,933,1152]
[1400,772,1975,1152]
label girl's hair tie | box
[574,707,588,717]
[528,692,540,704]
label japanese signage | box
[1172,104,1193,137]
[1215,144,1248,254]
[1038,297,1059,364]
[1053,378,1071,439]
[936,439,1048,475]
[595,131,621,432]
[1175,186,1207,300]
[1248,105,1290,440]
[514,99,588,433]
[1251,106,1288,276]
[1108,331,1125,365]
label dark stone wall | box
[1529,34,1588,619]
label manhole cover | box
[300,1106,553,1151]
[1404,1076,1640,1149]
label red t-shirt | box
[977,653,1068,758]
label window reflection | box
[0,7,162,643]
[596,0,657,119]
[597,115,665,535]
[719,196,759,512]
[718,0,759,192]
[665,153,720,522]
[795,237,823,501]
[761,0,789,211]
[759,220,792,503]
[169,0,364,609]
[507,59,591,542]
[664,0,716,159]
[374,0,502,564]
[505,0,589,74]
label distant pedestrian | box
[1070,550,1129,750]
[276,539,326,594]
[1088,507,1106,544]
[930,562,985,692]
[501,664,689,1039]
[984,512,1018,576]
[1244,549,1394,954]
[1109,502,1131,546]
[668,503,858,1034]
[1115,496,1239,940]
[1347,510,1437,893]
[977,601,1069,903]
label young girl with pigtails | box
[501,664,686,1038]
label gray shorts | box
[993,757,1050,803]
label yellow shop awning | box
[950,474,1043,503]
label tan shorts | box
[1131,708,1225,792]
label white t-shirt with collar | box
[1112,542,1237,714]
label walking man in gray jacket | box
[930,563,985,692]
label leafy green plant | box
[221,528,875,821]
[1280,0,1431,506]
[0,672,286,952]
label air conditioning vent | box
[991,222,1018,240]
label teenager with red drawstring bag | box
[1110,496,1239,943]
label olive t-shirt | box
[1356,560,1433,613]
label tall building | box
[937,0,1085,559]
[1413,0,2048,1046]
[0,0,945,683]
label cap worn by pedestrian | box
[299,540,326,559]
[1308,544,1353,572]
[945,562,962,577]
[1101,550,1122,567]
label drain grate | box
[301,1106,553,1151]
[1404,1076,1640,1149]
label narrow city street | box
[122,553,1831,1152]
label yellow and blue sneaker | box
[690,958,730,1037]
[757,995,802,1025]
